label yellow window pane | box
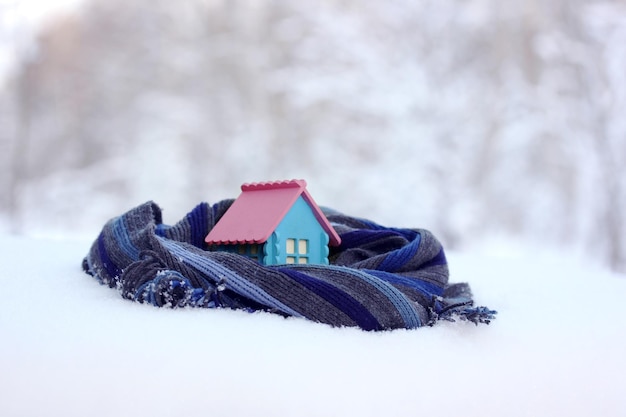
[298,239,308,255]
[298,257,308,264]
[286,256,296,264]
[250,245,258,255]
[286,239,295,254]
[237,246,245,254]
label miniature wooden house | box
[205,179,341,265]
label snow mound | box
[0,235,624,417]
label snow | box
[1,234,624,417]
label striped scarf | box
[82,201,496,331]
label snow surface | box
[1,234,625,417]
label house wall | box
[264,196,330,265]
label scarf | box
[82,201,496,331]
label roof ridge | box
[241,179,307,191]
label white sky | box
[0,0,83,79]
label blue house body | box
[264,195,331,264]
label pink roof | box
[205,179,341,246]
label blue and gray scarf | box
[82,201,496,331]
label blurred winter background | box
[0,0,624,273]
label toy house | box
[205,179,341,265]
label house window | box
[298,239,308,255]
[236,244,260,261]
[286,238,296,255]
[285,238,309,264]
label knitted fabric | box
[82,201,496,331]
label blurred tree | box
[0,0,624,272]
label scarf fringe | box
[427,295,497,326]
